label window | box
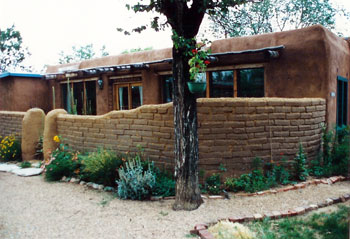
[337,76,348,126]
[209,68,264,98]
[61,80,96,115]
[114,83,143,110]
[162,75,173,103]
[210,71,234,97]
[237,68,264,97]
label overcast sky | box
[1,0,350,72]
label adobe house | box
[45,25,350,127]
[0,72,51,112]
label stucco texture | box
[21,108,45,161]
[43,109,67,160]
[0,77,51,112]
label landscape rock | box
[103,186,115,192]
[12,168,43,177]
[0,164,21,172]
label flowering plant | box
[0,134,21,162]
[188,43,211,82]
[43,135,81,181]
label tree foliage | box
[209,0,349,38]
[58,44,109,64]
[0,25,31,73]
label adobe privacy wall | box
[0,109,45,161]
[46,98,326,176]
[0,111,25,137]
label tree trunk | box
[172,43,203,211]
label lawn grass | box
[249,205,350,239]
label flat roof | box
[0,72,42,79]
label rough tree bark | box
[172,44,203,210]
[169,2,205,211]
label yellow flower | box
[53,136,60,143]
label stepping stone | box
[0,164,21,172]
[12,168,43,177]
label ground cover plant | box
[249,205,350,239]
[0,134,21,162]
[223,157,292,194]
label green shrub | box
[20,161,32,168]
[265,158,291,186]
[309,125,349,177]
[205,173,222,195]
[44,137,80,181]
[152,168,175,197]
[0,134,22,162]
[117,158,156,200]
[225,169,270,193]
[80,148,123,186]
[294,143,309,181]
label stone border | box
[191,178,350,239]
[62,175,348,201]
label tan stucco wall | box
[46,98,326,177]
[0,77,51,112]
[96,75,109,115]
[142,69,162,105]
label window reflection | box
[210,71,234,97]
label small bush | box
[20,161,32,168]
[80,148,123,186]
[152,167,175,197]
[209,221,255,239]
[205,173,222,195]
[294,143,309,181]
[225,169,269,193]
[0,134,22,162]
[117,158,156,200]
[44,136,80,181]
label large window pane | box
[210,71,234,97]
[237,68,264,97]
[85,81,96,115]
[163,75,173,103]
[118,86,129,110]
[131,85,142,109]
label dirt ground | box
[0,172,349,239]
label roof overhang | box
[44,45,285,80]
[0,72,42,79]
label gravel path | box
[0,172,349,239]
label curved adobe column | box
[43,109,67,160]
[21,108,45,161]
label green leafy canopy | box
[208,0,350,38]
[0,25,31,73]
